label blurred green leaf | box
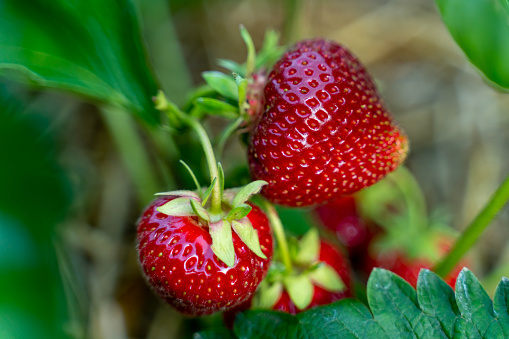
[435,0,509,89]
[0,84,72,338]
[0,0,160,124]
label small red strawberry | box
[364,233,468,288]
[248,38,408,207]
[137,194,273,316]
[271,239,352,314]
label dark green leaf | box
[493,277,509,337]
[194,97,239,119]
[234,311,300,339]
[0,0,160,123]
[417,270,460,338]
[368,269,448,338]
[202,71,239,101]
[455,268,505,337]
[435,0,509,89]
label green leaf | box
[435,0,509,89]
[201,177,217,207]
[494,277,509,337]
[156,197,195,216]
[194,97,239,119]
[455,268,505,337]
[284,275,314,310]
[294,228,320,265]
[231,181,268,207]
[0,0,160,124]
[190,199,210,222]
[309,263,345,292]
[202,71,239,101]
[227,204,253,221]
[154,190,201,199]
[231,218,267,259]
[218,59,245,77]
[210,220,235,267]
[417,270,460,338]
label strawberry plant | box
[1,1,509,339]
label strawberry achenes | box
[248,39,408,207]
[137,195,273,316]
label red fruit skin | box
[136,196,273,316]
[272,240,353,314]
[248,39,408,207]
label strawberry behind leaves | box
[248,39,408,207]
[137,195,273,316]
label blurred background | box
[1,0,509,338]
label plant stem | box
[262,200,293,273]
[434,173,509,277]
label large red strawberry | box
[137,193,273,316]
[248,38,408,207]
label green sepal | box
[156,197,196,216]
[194,97,239,119]
[202,71,239,101]
[179,159,202,192]
[239,24,256,78]
[231,180,268,207]
[254,281,283,309]
[190,198,210,222]
[218,163,225,200]
[201,177,217,207]
[284,275,314,310]
[234,73,248,111]
[294,228,320,265]
[309,263,345,292]
[218,59,244,76]
[210,219,235,267]
[232,218,267,259]
[255,30,284,71]
[154,190,200,199]
[227,204,252,221]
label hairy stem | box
[262,200,293,273]
[434,173,509,277]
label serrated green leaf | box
[494,277,509,337]
[417,269,460,338]
[231,218,266,259]
[190,198,210,221]
[435,0,509,89]
[254,281,283,309]
[201,177,217,207]
[210,220,235,267]
[194,97,239,119]
[156,197,195,216]
[227,204,252,221]
[455,268,505,337]
[294,228,320,265]
[309,263,345,292]
[284,275,314,311]
[231,181,268,207]
[202,71,239,101]
[0,0,160,124]
[368,268,448,338]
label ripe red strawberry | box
[136,195,273,316]
[248,39,408,207]
[272,240,352,314]
[364,234,467,288]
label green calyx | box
[155,178,268,268]
[254,228,345,311]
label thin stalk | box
[262,200,293,273]
[434,173,509,277]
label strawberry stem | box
[262,200,293,273]
[434,172,509,277]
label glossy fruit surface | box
[248,39,408,207]
[136,196,273,316]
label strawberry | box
[248,38,408,207]
[136,194,273,316]
[271,239,352,314]
[364,233,467,288]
